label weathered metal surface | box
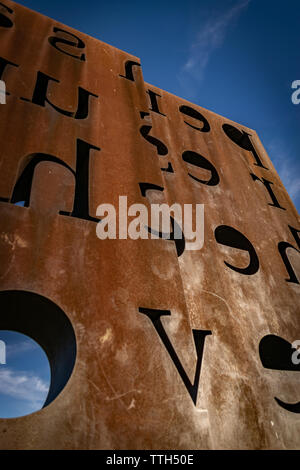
[0,0,299,450]
[144,82,300,449]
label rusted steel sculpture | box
[0,0,299,450]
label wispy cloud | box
[178,0,250,96]
[0,368,49,408]
[266,139,300,210]
[6,340,39,359]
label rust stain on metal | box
[0,0,299,450]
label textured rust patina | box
[0,0,299,450]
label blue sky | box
[0,0,299,418]
[0,331,50,418]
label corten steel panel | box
[144,82,300,449]
[0,0,298,450]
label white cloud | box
[178,0,250,94]
[266,140,300,208]
[0,368,49,408]
[277,165,300,201]
[6,340,39,359]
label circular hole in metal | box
[0,290,76,417]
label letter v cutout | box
[139,307,212,405]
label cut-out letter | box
[21,71,98,119]
[138,307,212,405]
[179,105,210,132]
[278,225,300,284]
[147,89,166,116]
[0,2,13,28]
[119,60,141,81]
[48,27,86,61]
[10,139,100,223]
[250,173,286,210]
[182,150,219,186]
[259,335,300,413]
[223,124,268,170]
[215,225,259,275]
